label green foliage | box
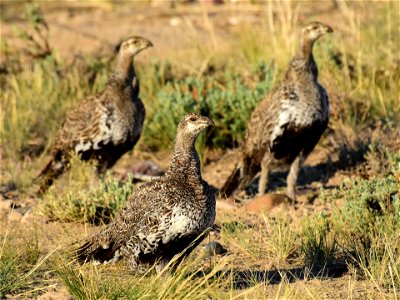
[0,254,18,297]
[326,4,400,128]
[301,215,337,270]
[0,228,45,298]
[56,264,144,300]
[334,177,399,235]
[221,220,247,234]
[325,150,400,288]
[57,253,229,300]
[143,62,274,150]
[38,170,135,224]
[264,216,299,262]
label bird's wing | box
[104,179,187,255]
[317,83,330,120]
[242,85,290,162]
[53,93,114,153]
[268,83,329,159]
[268,84,300,151]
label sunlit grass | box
[0,223,54,298]
[37,155,134,224]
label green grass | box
[329,152,400,289]
[0,225,52,298]
[37,155,135,224]
[56,250,232,300]
[301,214,337,271]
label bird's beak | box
[200,118,214,128]
[206,119,215,127]
[147,40,154,48]
[325,25,333,33]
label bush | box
[143,62,274,150]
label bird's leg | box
[155,258,170,275]
[127,256,139,271]
[286,154,304,202]
[258,155,271,196]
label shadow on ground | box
[203,261,349,289]
[246,140,370,195]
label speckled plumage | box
[221,22,333,201]
[37,36,153,193]
[76,114,216,273]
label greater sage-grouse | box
[221,22,333,201]
[36,36,153,193]
[76,114,216,273]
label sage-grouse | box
[36,36,153,193]
[76,114,216,273]
[221,22,333,201]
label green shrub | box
[301,214,337,270]
[326,149,400,288]
[0,228,47,298]
[143,62,274,150]
[38,171,135,224]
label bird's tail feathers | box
[75,237,119,265]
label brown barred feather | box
[36,36,153,194]
[75,114,216,274]
[221,22,333,201]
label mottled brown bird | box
[76,114,216,273]
[221,22,333,201]
[36,36,153,194]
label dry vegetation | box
[1,1,399,299]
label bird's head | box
[178,114,215,140]
[118,36,153,57]
[171,114,214,165]
[302,22,333,43]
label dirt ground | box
[0,1,345,63]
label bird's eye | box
[189,116,197,122]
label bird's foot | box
[155,259,170,276]
[286,191,297,205]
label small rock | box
[205,241,228,256]
[130,160,165,176]
[216,200,237,211]
[241,193,287,213]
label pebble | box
[241,193,287,213]
[205,241,228,256]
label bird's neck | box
[109,52,136,88]
[286,37,318,81]
[168,137,202,180]
[299,37,315,64]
